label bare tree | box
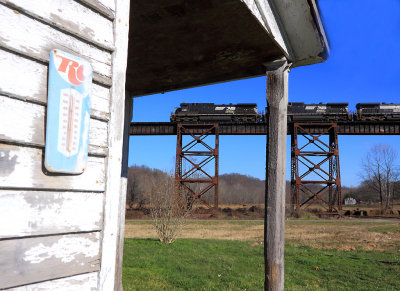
[127,170,140,209]
[148,173,189,244]
[361,145,399,213]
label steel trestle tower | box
[291,123,342,215]
[175,123,219,212]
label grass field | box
[123,220,400,290]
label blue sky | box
[128,0,400,187]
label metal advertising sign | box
[45,49,93,174]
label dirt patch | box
[286,221,400,251]
[125,221,264,241]
[125,220,400,251]
[125,204,265,220]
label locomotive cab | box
[356,103,400,121]
[171,102,259,123]
[286,102,350,123]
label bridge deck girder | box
[130,122,400,135]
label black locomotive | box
[171,103,259,123]
[170,102,400,124]
[355,103,400,121]
[286,102,350,123]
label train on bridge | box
[170,102,400,123]
[170,103,260,123]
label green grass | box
[123,239,400,291]
[123,239,264,290]
[285,244,400,291]
[367,224,400,234]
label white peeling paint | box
[11,272,98,291]
[3,0,114,49]
[0,191,103,238]
[0,50,110,120]
[0,95,42,144]
[77,112,91,171]
[0,49,46,101]
[0,233,100,289]
[98,0,115,12]
[0,95,108,155]
[92,84,111,116]
[0,144,105,191]
[99,0,130,288]
[0,0,112,288]
[0,5,111,76]
[23,234,99,264]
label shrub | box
[148,174,189,244]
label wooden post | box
[265,59,289,291]
[114,94,133,290]
[98,0,130,290]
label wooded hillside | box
[127,165,266,206]
[127,165,400,208]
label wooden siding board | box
[0,48,47,102]
[78,0,115,20]
[0,191,103,239]
[97,0,115,12]
[1,0,114,51]
[0,232,100,289]
[0,0,114,288]
[91,84,111,121]
[0,95,108,156]
[0,4,112,80]
[88,119,109,156]
[0,144,105,191]
[11,272,98,291]
[0,49,111,121]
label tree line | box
[127,166,266,207]
[127,144,400,213]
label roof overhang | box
[270,0,329,67]
[126,0,329,96]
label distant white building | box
[344,197,357,205]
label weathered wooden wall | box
[0,0,121,289]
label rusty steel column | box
[174,123,219,212]
[332,125,342,212]
[329,130,334,212]
[214,127,219,211]
[290,123,342,215]
[175,124,183,206]
[290,123,299,216]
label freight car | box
[171,103,259,123]
[285,102,350,123]
[355,103,400,121]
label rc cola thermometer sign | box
[45,49,92,174]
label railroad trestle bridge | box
[130,120,400,215]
